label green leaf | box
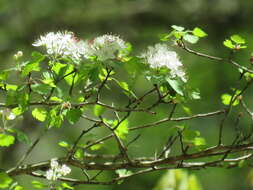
[58,141,70,148]
[21,62,41,77]
[6,90,18,106]
[0,134,15,147]
[74,148,84,160]
[31,51,45,62]
[66,108,82,124]
[6,84,18,90]
[12,107,23,116]
[192,27,207,38]
[182,105,192,115]
[223,39,234,49]
[183,129,200,143]
[50,96,63,102]
[42,78,56,87]
[31,180,47,189]
[14,185,24,190]
[171,25,185,32]
[31,84,52,95]
[90,143,103,151]
[32,108,47,122]
[221,94,239,106]
[118,81,129,91]
[61,183,74,190]
[47,107,63,128]
[167,78,184,96]
[64,65,78,86]
[188,174,202,190]
[51,62,67,75]
[193,137,206,146]
[0,71,9,81]
[124,57,147,76]
[93,104,105,117]
[115,120,129,140]
[189,91,201,100]
[183,34,199,44]
[15,129,32,145]
[0,172,13,189]
[230,34,245,44]
[159,33,172,42]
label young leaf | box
[32,108,47,122]
[221,94,239,106]
[223,39,234,49]
[115,120,129,140]
[58,141,70,148]
[192,27,207,38]
[171,25,185,32]
[74,148,84,160]
[183,34,199,44]
[0,134,15,147]
[230,34,245,44]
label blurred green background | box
[1,0,253,189]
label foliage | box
[0,25,253,190]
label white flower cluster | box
[33,32,127,62]
[87,34,127,61]
[141,43,186,82]
[46,159,71,181]
[33,31,88,62]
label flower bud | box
[13,51,23,60]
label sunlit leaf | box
[230,34,245,44]
[31,180,47,189]
[32,108,47,122]
[93,104,105,117]
[0,172,13,189]
[0,134,15,147]
[221,94,239,106]
[171,25,185,32]
[183,34,199,44]
[223,39,234,49]
[31,84,52,95]
[115,120,129,140]
[192,27,207,38]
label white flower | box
[87,34,127,61]
[46,159,71,181]
[33,31,89,62]
[46,169,57,181]
[141,43,186,82]
[50,159,59,169]
[60,164,71,175]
